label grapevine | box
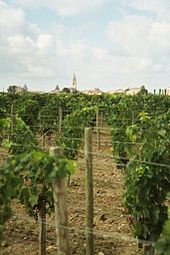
[124,111,170,248]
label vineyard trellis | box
[0,92,170,255]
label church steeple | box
[72,72,77,90]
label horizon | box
[1,83,169,94]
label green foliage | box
[15,150,75,211]
[0,117,37,154]
[156,222,170,255]
[1,91,170,247]
[0,93,11,118]
[124,110,170,242]
[38,96,60,136]
[106,93,170,168]
[0,116,38,242]
[0,155,22,242]
[106,94,140,166]
[106,93,170,245]
[0,113,76,244]
[57,106,96,159]
[155,195,170,255]
[0,149,76,244]
[14,94,44,133]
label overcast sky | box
[0,0,170,92]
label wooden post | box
[49,147,71,255]
[10,104,16,141]
[144,245,153,255]
[96,110,100,150]
[143,235,155,255]
[42,134,45,149]
[59,107,62,135]
[11,104,16,131]
[100,111,104,127]
[39,194,46,255]
[85,128,94,255]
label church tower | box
[72,72,77,90]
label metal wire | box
[12,211,154,246]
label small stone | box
[47,246,54,251]
[99,213,108,221]
[1,240,8,247]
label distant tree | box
[140,85,148,94]
[7,85,28,93]
[62,87,70,93]
[70,88,78,93]
[7,85,17,93]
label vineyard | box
[0,91,170,255]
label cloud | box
[6,34,35,54]
[49,0,109,16]
[107,15,170,64]
[26,64,55,77]
[101,13,170,88]
[129,0,170,20]
[0,1,26,34]
[37,34,55,50]
[0,0,170,92]
[12,0,109,16]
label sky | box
[0,0,170,92]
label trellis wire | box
[11,212,154,246]
[1,144,170,169]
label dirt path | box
[2,130,143,255]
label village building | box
[51,73,78,93]
[165,88,170,95]
[125,87,142,95]
[108,89,125,94]
[72,72,77,90]
[124,85,148,95]
[50,85,61,93]
[7,85,28,93]
[81,88,103,95]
